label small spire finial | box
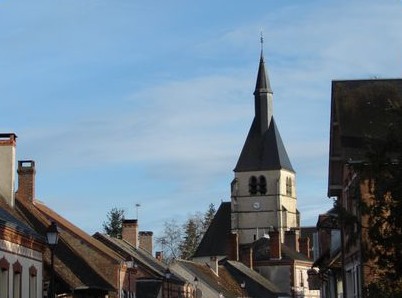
[260,31,264,55]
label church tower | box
[231,46,299,245]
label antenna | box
[135,203,141,220]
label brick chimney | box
[240,246,253,270]
[299,237,311,259]
[229,232,239,261]
[122,219,139,248]
[0,133,17,207]
[284,229,299,252]
[16,160,36,202]
[139,231,153,254]
[269,230,281,259]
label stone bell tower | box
[231,47,298,245]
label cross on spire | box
[260,31,264,55]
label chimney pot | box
[139,231,153,254]
[16,160,36,202]
[122,219,139,247]
[284,229,299,252]
[299,237,311,259]
[0,133,17,207]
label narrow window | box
[13,261,22,298]
[249,176,258,195]
[0,257,10,298]
[286,177,292,196]
[258,176,267,194]
[288,178,292,196]
[29,266,37,298]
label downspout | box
[118,261,122,298]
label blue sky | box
[1,1,402,244]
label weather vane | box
[260,31,264,54]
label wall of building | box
[232,169,298,244]
[0,238,43,298]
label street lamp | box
[193,276,198,298]
[46,222,59,298]
[240,281,246,297]
[125,257,138,298]
[165,268,171,298]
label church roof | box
[255,54,273,94]
[234,117,294,172]
[193,202,232,258]
[234,51,294,173]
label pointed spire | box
[254,32,273,94]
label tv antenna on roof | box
[135,203,141,220]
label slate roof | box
[235,117,294,172]
[328,79,402,196]
[235,52,294,173]
[255,54,273,94]
[193,202,232,257]
[0,198,43,241]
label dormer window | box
[249,176,258,195]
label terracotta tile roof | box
[94,233,169,279]
[15,197,119,294]
[174,260,244,298]
[225,260,287,297]
[253,237,311,262]
[33,200,121,260]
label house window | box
[258,176,267,194]
[29,266,37,298]
[13,261,22,298]
[0,257,10,298]
[249,176,258,194]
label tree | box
[103,208,125,238]
[157,203,217,262]
[155,219,182,263]
[179,218,200,260]
[202,203,216,233]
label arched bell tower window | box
[249,175,267,195]
[249,176,258,195]
[258,176,267,194]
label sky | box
[1,0,402,247]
